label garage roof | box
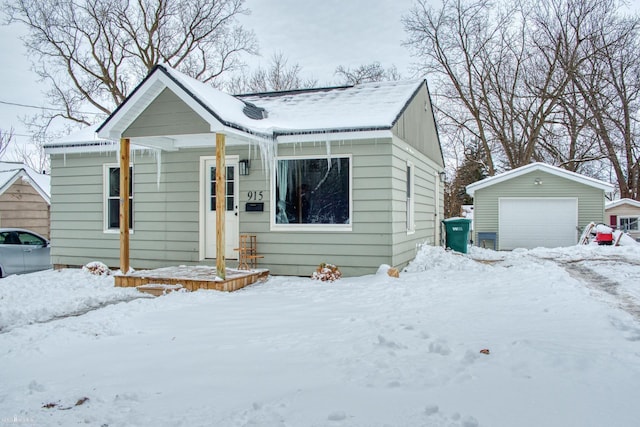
[606,198,640,209]
[466,162,614,196]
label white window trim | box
[618,216,640,231]
[406,160,415,235]
[270,154,353,232]
[103,163,134,234]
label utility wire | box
[0,99,104,115]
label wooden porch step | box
[136,283,184,297]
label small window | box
[210,165,235,212]
[274,156,351,228]
[105,165,133,231]
[406,161,415,233]
[620,217,639,231]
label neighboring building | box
[0,161,51,238]
[466,162,613,250]
[606,198,640,241]
[44,64,445,276]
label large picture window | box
[274,156,351,228]
[105,165,133,231]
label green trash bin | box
[443,217,472,253]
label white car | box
[0,228,51,278]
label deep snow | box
[1,244,640,426]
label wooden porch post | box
[215,133,226,279]
[120,138,130,274]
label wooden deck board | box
[114,266,269,293]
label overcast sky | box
[0,0,422,158]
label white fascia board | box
[606,198,640,209]
[99,77,166,140]
[98,72,227,141]
[155,72,226,133]
[0,171,19,197]
[466,162,614,196]
[22,171,51,204]
[45,142,149,155]
[0,170,50,204]
[276,129,393,144]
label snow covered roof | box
[236,80,424,135]
[82,64,425,145]
[606,198,640,210]
[0,161,51,203]
[466,162,614,196]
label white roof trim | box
[0,170,20,196]
[605,198,640,209]
[97,70,228,141]
[466,162,614,196]
[276,129,393,144]
[0,168,50,204]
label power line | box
[0,99,104,115]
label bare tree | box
[4,0,258,131]
[13,135,49,174]
[227,52,317,94]
[567,2,640,199]
[334,62,401,85]
[0,127,13,159]
[403,0,573,175]
[403,0,640,200]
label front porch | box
[115,266,269,294]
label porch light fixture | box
[534,178,542,185]
[439,171,446,182]
[239,159,250,176]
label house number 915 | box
[247,191,263,201]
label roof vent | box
[242,101,267,120]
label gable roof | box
[466,162,614,196]
[605,198,640,210]
[96,64,426,142]
[0,161,51,203]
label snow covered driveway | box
[1,245,639,427]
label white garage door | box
[499,198,578,250]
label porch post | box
[119,138,130,274]
[215,133,226,279]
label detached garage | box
[466,163,613,250]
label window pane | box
[211,165,235,211]
[109,168,120,197]
[19,232,45,246]
[621,217,639,231]
[275,157,350,225]
[109,199,120,229]
[107,166,133,230]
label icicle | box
[63,152,67,166]
[325,140,332,170]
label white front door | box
[204,157,239,259]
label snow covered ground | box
[1,244,640,427]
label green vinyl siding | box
[472,170,606,248]
[49,81,445,276]
[50,135,442,276]
[391,83,444,168]
[123,88,211,137]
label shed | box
[44,64,445,277]
[0,161,51,238]
[605,198,640,241]
[466,163,613,250]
